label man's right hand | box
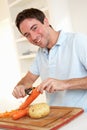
[12,85,26,99]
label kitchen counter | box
[59,112,87,130]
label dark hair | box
[15,8,46,31]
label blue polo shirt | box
[29,30,87,111]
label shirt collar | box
[42,30,66,53]
[56,30,66,46]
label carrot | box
[0,109,28,120]
[12,108,28,120]
[19,87,40,110]
[0,109,18,118]
[0,112,10,118]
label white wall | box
[0,0,9,20]
[68,0,87,35]
[47,0,73,31]
[47,0,87,35]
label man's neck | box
[47,30,61,50]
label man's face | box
[19,18,50,48]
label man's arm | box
[37,76,87,93]
[12,71,39,98]
[65,76,87,90]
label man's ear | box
[44,17,49,26]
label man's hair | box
[15,8,46,31]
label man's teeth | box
[37,39,40,43]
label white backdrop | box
[0,19,22,112]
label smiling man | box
[12,8,87,112]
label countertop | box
[59,112,87,130]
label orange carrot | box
[0,109,18,118]
[0,112,10,118]
[0,109,28,120]
[12,108,28,120]
[19,87,40,110]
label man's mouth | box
[35,39,42,46]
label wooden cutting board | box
[0,106,84,130]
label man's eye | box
[25,34,30,38]
[32,26,37,31]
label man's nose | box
[31,32,37,42]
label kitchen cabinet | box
[7,0,50,76]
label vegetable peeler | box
[25,87,35,95]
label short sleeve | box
[29,51,40,76]
[75,33,87,69]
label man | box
[12,8,87,112]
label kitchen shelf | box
[19,53,36,60]
[16,37,26,43]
